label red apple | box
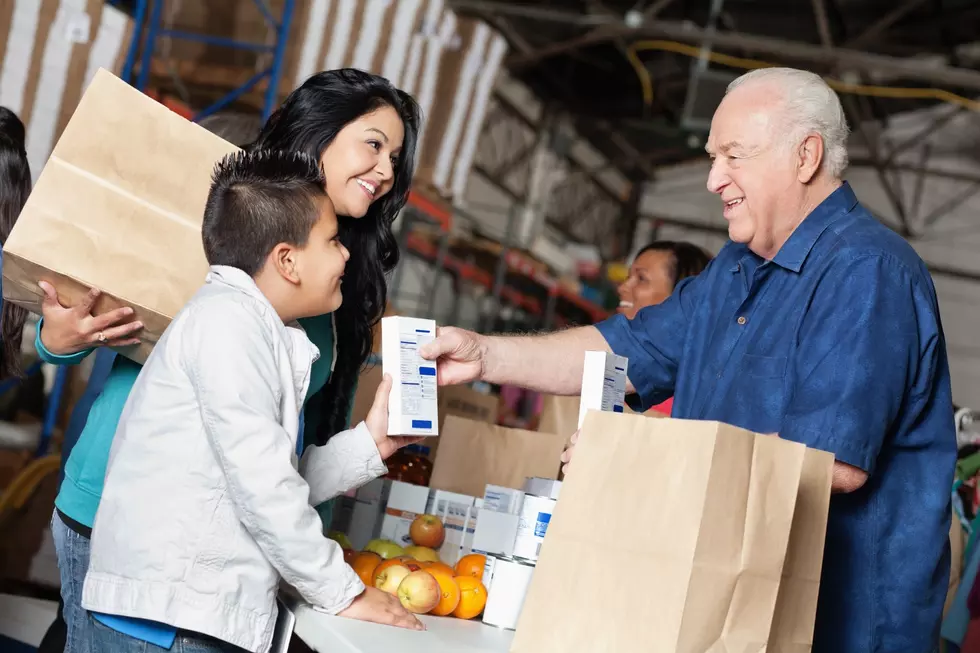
[397,570,441,614]
[409,514,445,549]
[343,548,358,565]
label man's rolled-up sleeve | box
[780,255,941,474]
[595,273,703,411]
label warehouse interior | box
[3,0,980,650]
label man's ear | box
[272,243,301,285]
[797,133,824,184]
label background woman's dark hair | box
[0,107,31,379]
[249,69,421,444]
[635,240,713,288]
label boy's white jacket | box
[82,266,387,653]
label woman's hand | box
[365,373,424,459]
[38,282,143,356]
[336,586,424,630]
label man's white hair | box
[727,67,850,178]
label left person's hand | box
[560,428,580,475]
[38,282,143,355]
[365,374,425,459]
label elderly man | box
[422,67,955,652]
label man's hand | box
[560,429,580,476]
[832,461,868,494]
[365,374,424,459]
[769,432,868,493]
[419,326,487,386]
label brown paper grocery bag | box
[2,69,236,363]
[768,447,834,653]
[429,416,565,497]
[538,394,580,445]
[512,412,806,653]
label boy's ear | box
[272,243,301,285]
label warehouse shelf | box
[391,196,612,332]
[115,0,296,121]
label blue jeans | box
[51,509,90,653]
[85,613,247,653]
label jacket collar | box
[205,265,320,365]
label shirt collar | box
[770,182,858,273]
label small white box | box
[523,477,563,500]
[483,485,525,514]
[379,481,431,548]
[382,316,439,436]
[471,508,520,557]
[577,351,629,429]
[337,479,391,550]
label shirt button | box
[737,316,747,325]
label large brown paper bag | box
[768,447,834,653]
[512,412,806,653]
[429,416,565,497]
[2,68,236,363]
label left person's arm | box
[780,254,942,493]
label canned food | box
[482,555,535,630]
[512,493,556,562]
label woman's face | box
[617,249,675,320]
[320,105,405,218]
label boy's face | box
[296,198,349,315]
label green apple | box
[364,539,405,560]
[327,531,353,550]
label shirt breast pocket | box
[741,354,788,379]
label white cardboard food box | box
[382,316,439,436]
[427,489,479,565]
[577,351,629,429]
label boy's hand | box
[337,586,424,630]
[365,374,425,460]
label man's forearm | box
[480,326,611,395]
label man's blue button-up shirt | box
[597,182,956,653]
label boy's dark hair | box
[202,149,328,276]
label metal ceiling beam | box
[849,159,980,185]
[451,0,980,91]
[844,0,931,49]
[506,0,678,68]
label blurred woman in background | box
[617,240,712,415]
[0,107,31,380]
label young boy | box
[80,150,421,653]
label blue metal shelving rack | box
[114,0,296,122]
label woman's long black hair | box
[0,107,31,379]
[249,69,421,444]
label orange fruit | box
[427,568,461,617]
[373,558,410,585]
[452,575,487,619]
[454,553,486,579]
[350,552,382,586]
[421,561,456,577]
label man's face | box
[705,84,800,256]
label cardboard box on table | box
[428,415,565,499]
[2,69,236,364]
[511,411,834,653]
[349,366,498,462]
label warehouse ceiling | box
[449,0,980,181]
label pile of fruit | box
[328,514,489,618]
